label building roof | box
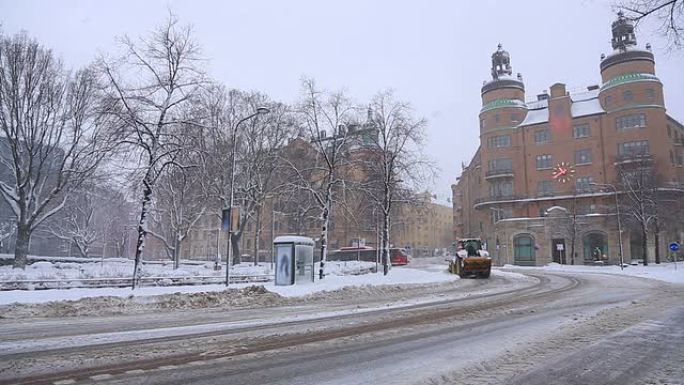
[520,88,604,126]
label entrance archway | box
[514,234,536,266]
[582,232,608,262]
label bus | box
[327,246,409,266]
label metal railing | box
[485,168,514,178]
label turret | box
[480,44,527,132]
[599,11,662,110]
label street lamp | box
[589,182,624,270]
[225,107,270,286]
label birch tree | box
[0,32,111,268]
[100,16,205,287]
[362,91,429,275]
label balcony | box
[485,168,515,180]
[674,139,684,147]
[474,194,525,206]
[614,153,653,166]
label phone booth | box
[273,236,315,286]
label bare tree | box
[282,78,357,279]
[148,162,207,268]
[617,162,658,265]
[619,0,684,48]
[100,15,205,287]
[0,221,13,253]
[197,87,291,265]
[362,91,430,275]
[0,32,111,268]
[45,188,98,258]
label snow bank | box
[0,259,271,283]
[0,263,455,307]
[505,262,684,284]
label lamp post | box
[590,182,624,270]
[225,107,270,287]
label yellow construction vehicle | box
[449,238,492,278]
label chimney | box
[550,83,566,98]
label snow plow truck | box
[449,238,491,278]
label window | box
[537,180,554,196]
[480,119,485,129]
[645,88,655,101]
[616,113,646,131]
[536,154,553,169]
[494,114,500,123]
[618,140,649,156]
[623,90,633,101]
[511,113,520,124]
[671,150,676,165]
[534,129,551,144]
[573,123,590,138]
[492,208,512,222]
[487,135,511,148]
[488,157,513,171]
[575,149,592,165]
[668,125,672,138]
[604,95,613,108]
[576,176,594,191]
[489,180,513,197]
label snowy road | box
[0,270,681,385]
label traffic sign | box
[669,242,680,252]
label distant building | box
[182,119,452,262]
[452,12,684,266]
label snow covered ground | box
[0,255,270,282]
[505,261,684,284]
[0,259,457,306]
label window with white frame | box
[488,157,513,171]
[537,180,554,196]
[616,113,646,131]
[534,129,551,144]
[618,140,649,156]
[573,123,590,138]
[575,176,594,191]
[575,149,592,165]
[536,154,553,169]
[487,135,512,149]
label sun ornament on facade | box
[551,162,575,183]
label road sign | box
[670,242,680,252]
[556,244,564,251]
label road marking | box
[158,365,178,370]
[53,380,77,385]
[90,373,114,380]
[124,369,146,374]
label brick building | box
[452,12,684,266]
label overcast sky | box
[1,0,683,202]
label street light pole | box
[590,182,624,270]
[225,107,270,287]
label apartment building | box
[452,12,684,266]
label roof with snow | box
[519,88,604,126]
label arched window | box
[514,234,536,266]
[582,232,608,262]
